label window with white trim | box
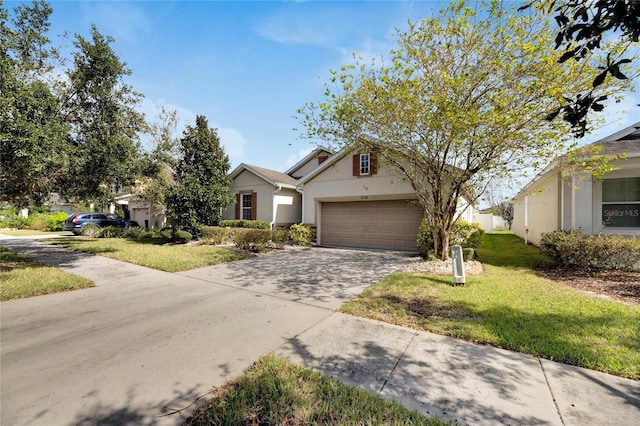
[360,153,370,175]
[602,177,640,227]
[241,193,253,220]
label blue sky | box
[8,0,640,176]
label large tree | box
[298,0,629,259]
[165,115,233,235]
[61,25,146,205]
[0,0,69,207]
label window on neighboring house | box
[360,154,370,175]
[241,193,253,220]
[602,177,640,227]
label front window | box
[602,177,640,227]
[360,154,370,175]
[241,193,252,220]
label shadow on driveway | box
[179,247,415,309]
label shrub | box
[417,220,484,258]
[80,224,100,237]
[417,221,434,258]
[0,215,32,229]
[289,224,314,246]
[234,229,289,252]
[27,214,48,231]
[123,227,154,239]
[97,226,123,238]
[270,230,290,248]
[451,221,485,249]
[219,219,270,230]
[540,230,640,271]
[160,228,174,240]
[200,226,234,245]
[174,230,193,243]
[46,212,68,231]
[462,248,475,261]
[159,227,193,243]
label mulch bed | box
[541,267,640,306]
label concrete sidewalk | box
[2,234,639,425]
[276,313,640,425]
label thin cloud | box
[78,1,150,44]
[286,147,315,168]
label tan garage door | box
[320,200,424,251]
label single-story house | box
[296,149,475,251]
[223,145,476,252]
[512,121,640,244]
[221,147,333,228]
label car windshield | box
[107,214,120,220]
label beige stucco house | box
[221,147,332,229]
[224,146,476,251]
[513,121,640,245]
[296,149,475,251]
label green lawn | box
[341,233,640,379]
[45,237,249,272]
[0,247,94,300]
[184,354,447,426]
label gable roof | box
[296,147,351,185]
[285,146,333,177]
[229,163,298,188]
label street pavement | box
[1,234,639,425]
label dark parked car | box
[62,212,140,235]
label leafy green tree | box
[165,115,233,235]
[522,0,640,136]
[298,0,629,260]
[137,106,180,222]
[61,25,146,205]
[0,0,68,207]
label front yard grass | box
[185,354,447,426]
[341,233,640,379]
[45,237,249,272]
[0,247,94,300]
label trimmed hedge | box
[234,229,289,252]
[540,230,640,271]
[219,220,270,230]
[201,226,235,245]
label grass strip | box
[45,237,249,272]
[341,234,640,379]
[1,247,94,300]
[185,354,447,426]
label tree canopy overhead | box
[297,0,630,259]
[523,0,640,136]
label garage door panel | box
[321,200,423,251]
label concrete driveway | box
[0,240,412,426]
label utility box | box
[451,244,466,285]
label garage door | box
[320,200,424,251]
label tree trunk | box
[432,226,450,260]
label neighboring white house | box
[513,121,640,245]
